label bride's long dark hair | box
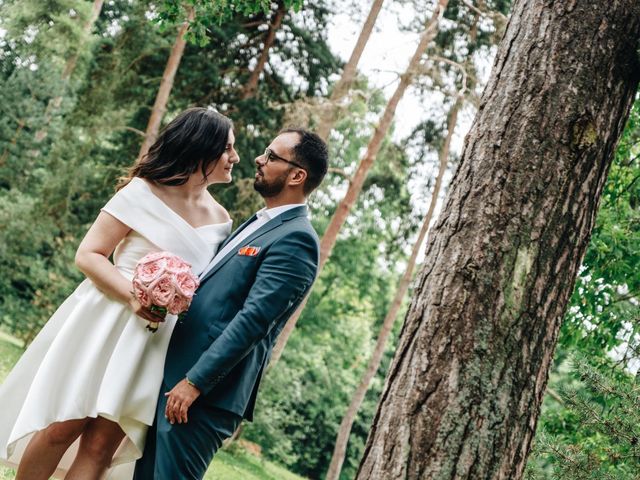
[119,107,233,189]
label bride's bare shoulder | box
[207,193,232,223]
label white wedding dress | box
[0,177,231,479]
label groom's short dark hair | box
[281,128,328,195]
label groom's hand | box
[164,379,201,424]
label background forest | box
[0,0,638,479]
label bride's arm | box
[75,211,164,324]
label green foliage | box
[0,0,104,344]
[586,102,640,295]
[157,0,304,47]
[527,358,640,480]
[556,102,640,362]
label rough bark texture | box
[269,0,448,366]
[240,1,286,100]
[137,6,195,160]
[355,1,640,479]
[325,96,463,480]
[315,0,385,141]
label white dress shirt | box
[199,203,306,278]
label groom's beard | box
[253,169,289,198]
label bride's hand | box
[128,297,166,323]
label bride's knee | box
[78,438,113,467]
[42,419,88,446]
[78,419,125,465]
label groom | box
[133,128,328,479]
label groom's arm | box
[185,228,319,395]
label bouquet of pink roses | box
[132,251,199,332]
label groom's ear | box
[289,168,307,187]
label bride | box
[0,107,239,479]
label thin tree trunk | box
[33,0,104,143]
[240,1,286,100]
[356,1,640,479]
[315,0,385,140]
[269,0,449,366]
[137,6,195,160]
[222,421,244,448]
[325,95,463,480]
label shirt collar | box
[256,203,307,221]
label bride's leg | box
[65,416,125,480]
[16,418,91,480]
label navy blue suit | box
[134,206,319,479]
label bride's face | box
[206,129,239,184]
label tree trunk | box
[240,1,286,100]
[315,0,385,140]
[137,6,195,160]
[355,2,640,479]
[269,0,449,366]
[325,95,463,480]
[222,421,244,448]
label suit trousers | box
[133,382,242,480]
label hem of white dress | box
[3,412,146,477]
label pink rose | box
[132,279,151,307]
[148,276,175,307]
[136,260,165,283]
[167,294,191,315]
[174,271,198,298]
[132,252,198,332]
[165,255,191,273]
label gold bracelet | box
[185,377,196,388]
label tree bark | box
[137,6,195,160]
[269,0,449,366]
[315,0,385,140]
[325,95,463,480]
[355,1,640,479]
[240,1,286,100]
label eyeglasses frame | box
[262,148,307,171]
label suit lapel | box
[199,205,309,285]
[218,213,257,251]
[199,216,281,284]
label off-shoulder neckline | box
[131,177,232,231]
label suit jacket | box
[164,205,319,421]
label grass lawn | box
[0,334,306,480]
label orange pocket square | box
[238,246,260,256]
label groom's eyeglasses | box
[261,148,307,171]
